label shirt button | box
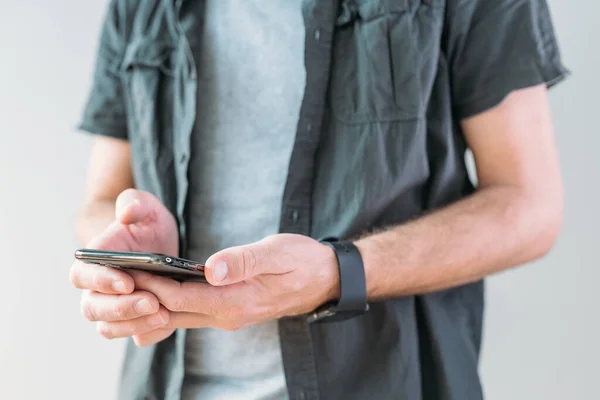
[295,391,306,400]
[291,210,299,223]
[314,28,321,41]
[180,153,188,164]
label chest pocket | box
[120,38,178,211]
[330,0,444,124]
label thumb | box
[115,189,160,225]
[205,243,268,286]
[84,220,130,251]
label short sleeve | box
[78,0,128,139]
[444,0,570,119]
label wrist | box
[309,238,370,323]
[321,243,341,303]
[353,238,379,299]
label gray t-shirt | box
[182,1,305,399]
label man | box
[69,0,568,399]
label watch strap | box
[308,237,369,323]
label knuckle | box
[229,304,248,320]
[133,335,149,348]
[117,320,141,337]
[92,273,107,292]
[97,323,113,339]
[133,329,174,348]
[80,293,98,321]
[81,289,91,300]
[159,308,172,327]
[262,234,278,244]
[207,290,226,317]
[166,296,188,312]
[128,320,144,335]
[81,301,97,322]
[146,311,169,331]
[222,321,243,331]
[244,303,270,322]
[214,296,240,320]
[223,305,255,328]
[241,247,257,278]
[69,265,81,288]
[113,302,129,321]
[254,303,275,319]
[146,272,166,289]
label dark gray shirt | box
[79,1,568,398]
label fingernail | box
[118,199,140,220]
[127,199,141,209]
[213,260,228,282]
[135,299,154,315]
[123,200,140,215]
[112,281,127,293]
[148,312,166,327]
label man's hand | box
[87,234,340,347]
[70,189,179,343]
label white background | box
[0,1,598,399]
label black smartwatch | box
[308,237,369,323]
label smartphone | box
[74,249,207,282]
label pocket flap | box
[121,38,175,72]
[336,0,411,25]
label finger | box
[80,290,160,322]
[167,311,216,329]
[165,312,246,331]
[131,312,222,347]
[132,328,176,348]
[130,270,225,314]
[115,189,162,225]
[204,241,269,286]
[97,306,169,339]
[70,260,134,294]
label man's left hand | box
[93,234,340,347]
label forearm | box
[76,199,116,246]
[356,184,562,299]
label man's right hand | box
[70,189,179,344]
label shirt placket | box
[277,1,340,399]
[163,1,198,399]
[172,0,198,257]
